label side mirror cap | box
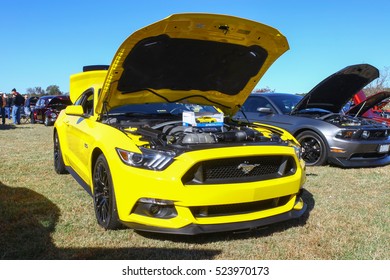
[257,107,273,114]
[65,105,84,116]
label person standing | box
[11,88,24,125]
[5,94,12,119]
[0,92,6,124]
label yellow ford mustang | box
[54,13,307,235]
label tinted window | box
[266,94,302,114]
[243,96,274,113]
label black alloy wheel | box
[296,131,328,166]
[93,154,122,230]
[53,131,68,174]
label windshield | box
[266,94,302,114]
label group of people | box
[0,88,26,125]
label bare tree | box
[364,66,390,96]
[253,86,275,93]
[26,87,45,96]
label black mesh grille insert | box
[182,156,296,185]
[365,129,390,140]
[190,195,291,217]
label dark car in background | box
[234,64,390,167]
[31,95,72,126]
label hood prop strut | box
[354,100,367,118]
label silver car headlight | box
[336,129,358,139]
[116,147,175,170]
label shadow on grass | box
[138,188,315,244]
[0,182,220,260]
[0,124,17,130]
[0,123,35,130]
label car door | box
[64,89,96,185]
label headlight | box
[335,129,357,139]
[292,145,302,160]
[116,147,175,170]
[50,112,57,118]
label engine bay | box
[103,114,286,150]
[295,110,386,127]
[322,113,372,126]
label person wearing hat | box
[11,88,25,125]
[0,92,6,125]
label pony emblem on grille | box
[237,162,260,174]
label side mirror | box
[257,107,273,114]
[65,105,84,116]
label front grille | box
[190,195,291,217]
[182,155,296,185]
[358,129,390,140]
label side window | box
[84,93,94,115]
[244,97,274,113]
[74,89,94,116]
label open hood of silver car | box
[292,64,379,114]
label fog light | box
[149,204,161,216]
[132,198,177,219]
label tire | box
[44,116,53,126]
[93,154,122,230]
[53,131,68,174]
[296,131,328,166]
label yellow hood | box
[96,13,289,116]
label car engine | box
[106,117,285,149]
[321,113,386,127]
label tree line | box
[25,85,67,96]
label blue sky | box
[1,0,390,94]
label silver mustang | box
[234,64,390,167]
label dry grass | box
[0,119,389,260]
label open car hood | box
[292,64,379,114]
[348,91,390,116]
[96,13,289,116]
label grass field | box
[0,120,389,260]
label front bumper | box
[121,197,306,235]
[328,153,390,167]
[110,145,306,234]
[328,138,390,167]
